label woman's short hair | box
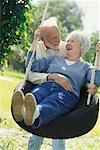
[66,30,91,56]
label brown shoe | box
[12,90,24,121]
[24,93,37,126]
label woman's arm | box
[47,74,73,92]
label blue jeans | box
[31,81,77,128]
[28,134,65,150]
[22,81,66,150]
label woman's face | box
[65,35,81,57]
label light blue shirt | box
[26,52,100,97]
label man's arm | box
[95,42,100,86]
[86,42,100,95]
[28,71,49,84]
[96,52,100,70]
[95,70,100,86]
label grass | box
[0,69,24,128]
[0,69,100,149]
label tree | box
[30,0,84,40]
[1,0,84,71]
[83,31,99,64]
[0,0,35,66]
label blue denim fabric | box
[28,82,66,150]
[31,81,77,128]
[28,134,43,150]
[28,134,65,150]
[52,139,65,150]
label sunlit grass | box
[0,70,23,129]
[1,68,24,79]
[0,137,28,150]
[0,69,100,149]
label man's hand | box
[96,42,100,70]
[47,74,73,92]
[34,28,41,41]
[87,83,97,95]
[30,28,41,50]
[96,42,100,53]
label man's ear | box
[40,28,46,41]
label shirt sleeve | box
[28,71,49,84]
[27,54,54,73]
[85,63,100,86]
[25,51,33,68]
[85,63,93,83]
[95,70,100,86]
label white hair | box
[41,17,58,27]
[66,30,91,56]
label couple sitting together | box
[12,17,100,150]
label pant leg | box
[31,81,56,104]
[32,83,77,128]
[28,134,44,150]
[52,139,65,150]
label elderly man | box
[13,18,98,150]
[14,17,67,150]
[12,29,100,149]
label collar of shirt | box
[65,59,75,65]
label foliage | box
[7,45,26,72]
[0,0,35,66]
[0,138,15,150]
[83,31,99,64]
[0,69,100,149]
[1,0,98,71]
[6,6,37,72]
[31,0,84,40]
[4,0,84,71]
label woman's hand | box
[47,74,73,92]
[87,83,97,95]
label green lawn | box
[0,69,24,123]
[0,69,100,150]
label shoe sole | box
[24,94,36,126]
[12,91,24,121]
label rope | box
[87,49,99,105]
[87,30,100,106]
[25,1,49,80]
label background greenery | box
[0,0,99,71]
[0,0,100,149]
[0,69,100,150]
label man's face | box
[43,26,61,49]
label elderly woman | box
[12,30,100,128]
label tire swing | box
[11,85,99,139]
[11,1,99,139]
